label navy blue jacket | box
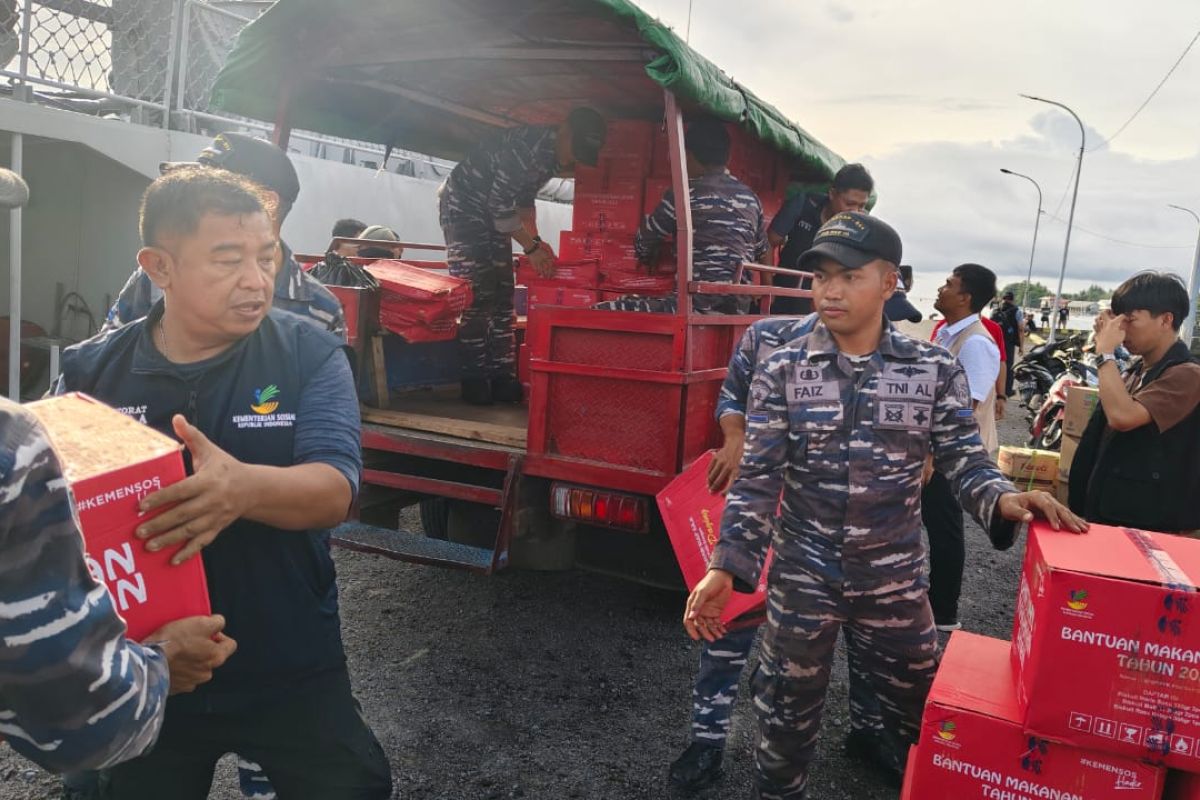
[59,306,354,711]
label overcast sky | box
[635,0,1200,311]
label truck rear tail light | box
[550,483,649,533]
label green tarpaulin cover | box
[210,0,850,183]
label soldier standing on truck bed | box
[683,212,1087,800]
[594,117,768,315]
[439,108,607,406]
[766,163,874,315]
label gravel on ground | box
[0,413,1038,800]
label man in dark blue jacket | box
[57,166,390,799]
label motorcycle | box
[1014,332,1088,411]
[1027,359,1096,450]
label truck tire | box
[419,497,450,539]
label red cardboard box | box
[515,257,599,289]
[899,747,916,800]
[1013,522,1200,768]
[526,286,599,311]
[1166,770,1200,799]
[26,394,211,641]
[656,451,770,624]
[367,259,474,342]
[573,179,644,235]
[597,120,653,180]
[910,631,1164,799]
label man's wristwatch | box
[1096,352,1117,369]
[523,236,543,256]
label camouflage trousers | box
[443,220,516,379]
[751,570,938,800]
[691,623,883,748]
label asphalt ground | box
[0,412,1035,800]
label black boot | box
[461,378,493,406]
[844,728,903,788]
[668,741,724,793]
[491,376,524,403]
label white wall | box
[282,151,573,258]
[2,105,573,338]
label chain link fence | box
[0,0,263,116]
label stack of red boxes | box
[902,522,1200,798]
[366,260,473,343]
[533,119,789,311]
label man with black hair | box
[1070,271,1200,534]
[330,218,367,256]
[59,167,391,799]
[103,133,344,339]
[595,117,767,315]
[766,163,874,314]
[991,290,1024,397]
[925,263,1002,631]
[685,215,1082,800]
[440,107,607,405]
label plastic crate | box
[381,336,461,391]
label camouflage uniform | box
[101,243,345,339]
[595,170,767,315]
[713,320,1018,799]
[692,315,883,748]
[439,126,558,378]
[0,398,170,774]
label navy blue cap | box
[800,211,903,270]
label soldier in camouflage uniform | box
[672,292,932,793]
[594,117,767,315]
[102,133,345,339]
[439,108,607,405]
[0,396,235,775]
[685,212,1086,799]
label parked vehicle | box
[1027,359,1097,450]
[208,0,854,587]
[1014,332,1088,410]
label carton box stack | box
[998,446,1060,494]
[906,520,1200,797]
[904,631,1164,798]
[538,119,786,310]
[25,393,211,641]
[1059,385,1100,500]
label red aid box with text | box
[1012,522,1200,769]
[26,393,211,641]
[656,451,771,624]
[908,631,1163,799]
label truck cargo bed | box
[361,388,528,449]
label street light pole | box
[1168,204,1200,345]
[1000,168,1043,313]
[1022,94,1085,343]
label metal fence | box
[0,0,574,199]
[0,0,262,121]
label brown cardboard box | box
[1063,385,1100,438]
[998,446,1060,484]
[1058,434,1080,479]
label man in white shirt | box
[925,263,1001,631]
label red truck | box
[210,0,854,587]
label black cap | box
[161,132,300,205]
[885,290,923,324]
[568,107,607,167]
[1003,290,1015,300]
[799,211,902,270]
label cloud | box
[864,115,1200,311]
[825,2,855,23]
